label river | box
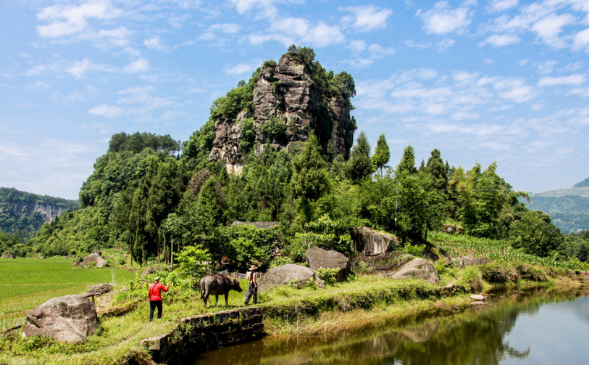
[193,289,588,365]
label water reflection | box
[193,289,588,365]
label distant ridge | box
[526,178,589,233]
[0,187,79,234]
[574,177,589,188]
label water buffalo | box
[200,274,243,307]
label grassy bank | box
[0,262,584,365]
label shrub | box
[515,263,548,282]
[269,256,292,269]
[434,258,449,275]
[403,244,425,258]
[481,264,508,284]
[315,267,340,285]
[456,266,482,292]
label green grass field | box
[0,258,135,330]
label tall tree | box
[344,131,373,183]
[371,133,390,175]
[396,145,418,176]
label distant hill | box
[0,187,79,234]
[526,178,589,233]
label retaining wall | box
[140,307,264,364]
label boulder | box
[84,283,113,297]
[470,294,485,301]
[24,295,99,344]
[305,246,349,281]
[387,258,439,285]
[258,264,325,292]
[80,253,105,268]
[350,227,401,256]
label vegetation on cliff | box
[3,47,586,272]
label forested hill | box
[526,178,589,233]
[15,46,586,267]
[0,187,79,234]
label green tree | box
[396,145,418,176]
[291,134,331,222]
[371,133,390,175]
[509,210,564,257]
[344,132,373,183]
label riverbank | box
[0,261,585,365]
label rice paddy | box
[0,258,135,330]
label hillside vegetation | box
[3,47,586,270]
[527,178,589,233]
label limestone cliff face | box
[209,54,355,171]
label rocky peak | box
[208,52,355,172]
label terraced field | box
[0,258,134,330]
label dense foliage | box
[9,48,584,271]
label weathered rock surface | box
[24,295,99,344]
[454,256,488,268]
[84,283,113,297]
[350,227,401,256]
[386,258,439,285]
[305,246,349,281]
[442,224,464,235]
[470,294,485,301]
[80,252,105,268]
[1,252,15,259]
[209,53,355,172]
[258,264,325,292]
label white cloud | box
[436,38,456,51]
[52,85,97,105]
[493,78,536,102]
[122,58,149,74]
[535,60,557,74]
[89,104,123,117]
[208,23,242,34]
[225,63,257,75]
[531,13,576,49]
[538,74,586,86]
[340,5,393,32]
[488,0,518,12]
[572,28,589,51]
[479,33,521,46]
[24,81,49,91]
[36,0,122,38]
[144,37,165,51]
[117,86,155,104]
[404,40,432,49]
[168,14,191,29]
[416,1,473,35]
[67,58,117,78]
[349,40,367,54]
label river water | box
[193,289,589,365]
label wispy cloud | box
[416,1,473,35]
[340,5,393,33]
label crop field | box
[429,231,587,270]
[0,258,135,330]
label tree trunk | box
[129,234,133,266]
[170,238,173,269]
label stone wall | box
[140,307,264,364]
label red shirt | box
[149,283,169,301]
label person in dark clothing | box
[148,277,169,322]
[244,265,258,305]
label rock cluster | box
[24,295,99,344]
[383,258,440,285]
[80,252,106,268]
[209,53,355,171]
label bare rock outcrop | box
[385,258,439,285]
[258,264,325,292]
[350,227,402,256]
[24,295,99,344]
[209,53,355,172]
[305,246,349,281]
[1,252,15,259]
[80,252,105,268]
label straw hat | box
[248,265,258,271]
[154,277,160,282]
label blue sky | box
[0,0,587,200]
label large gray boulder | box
[258,264,325,292]
[350,227,401,256]
[80,253,105,268]
[24,295,99,344]
[387,258,439,285]
[305,246,349,281]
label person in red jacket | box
[148,277,169,322]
